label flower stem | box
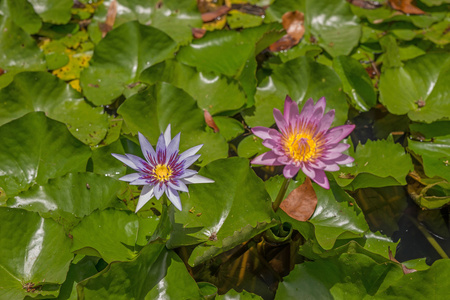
[272,177,291,212]
[407,215,449,259]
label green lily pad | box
[309,181,369,250]
[118,82,228,166]
[217,289,263,299]
[228,10,264,29]
[276,243,403,300]
[0,207,73,299]
[410,121,450,139]
[375,259,450,299]
[1,0,42,34]
[333,136,413,190]
[91,140,127,179]
[28,0,73,24]
[333,55,377,111]
[97,0,202,44]
[80,21,177,106]
[243,56,348,128]
[379,53,450,123]
[408,135,450,182]
[167,157,277,266]
[71,209,159,263]
[77,244,200,299]
[7,172,123,227]
[305,0,361,57]
[237,134,267,159]
[0,16,46,89]
[140,59,247,115]
[0,112,91,198]
[0,71,109,145]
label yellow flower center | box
[284,133,318,163]
[153,164,172,182]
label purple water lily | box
[251,96,355,189]
[112,125,214,212]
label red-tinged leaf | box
[201,6,231,22]
[192,28,207,39]
[269,11,304,52]
[388,0,425,15]
[204,109,219,133]
[100,0,117,38]
[280,177,317,221]
[389,247,417,274]
[347,0,383,9]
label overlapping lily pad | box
[77,244,201,299]
[243,56,349,128]
[0,72,109,145]
[80,21,177,105]
[71,209,159,263]
[27,0,73,24]
[0,112,91,198]
[118,82,228,166]
[379,53,450,123]
[167,157,277,266]
[333,136,413,190]
[0,207,72,299]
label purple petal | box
[283,164,300,178]
[111,153,137,170]
[135,185,154,212]
[262,139,279,150]
[166,187,182,211]
[119,173,141,182]
[299,98,315,122]
[182,154,201,169]
[167,132,180,157]
[163,124,171,147]
[125,154,150,172]
[314,97,326,114]
[129,178,151,185]
[322,151,344,160]
[169,180,189,193]
[310,169,330,189]
[179,144,203,161]
[325,125,355,144]
[251,151,283,166]
[156,133,166,154]
[181,174,214,184]
[334,154,354,165]
[178,169,198,179]
[252,126,272,140]
[273,108,287,131]
[301,164,315,178]
[317,110,335,133]
[328,143,350,153]
[324,164,340,171]
[153,184,165,199]
[310,99,326,123]
[284,95,300,122]
[138,133,156,164]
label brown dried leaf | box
[388,0,425,15]
[388,247,417,274]
[280,177,317,221]
[192,28,207,39]
[269,11,304,52]
[100,0,117,38]
[204,110,219,133]
[201,5,231,22]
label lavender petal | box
[135,185,154,212]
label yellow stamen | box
[284,132,318,163]
[153,164,172,182]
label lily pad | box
[1,0,42,34]
[379,53,450,123]
[77,244,200,299]
[408,135,450,182]
[140,59,247,115]
[28,0,73,24]
[0,207,73,299]
[332,136,413,190]
[167,157,277,266]
[80,21,177,106]
[71,209,159,263]
[0,71,109,145]
[0,112,91,198]
[243,56,348,128]
[118,82,228,166]
[7,172,123,227]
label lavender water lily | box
[251,96,355,189]
[112,125,214,212]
